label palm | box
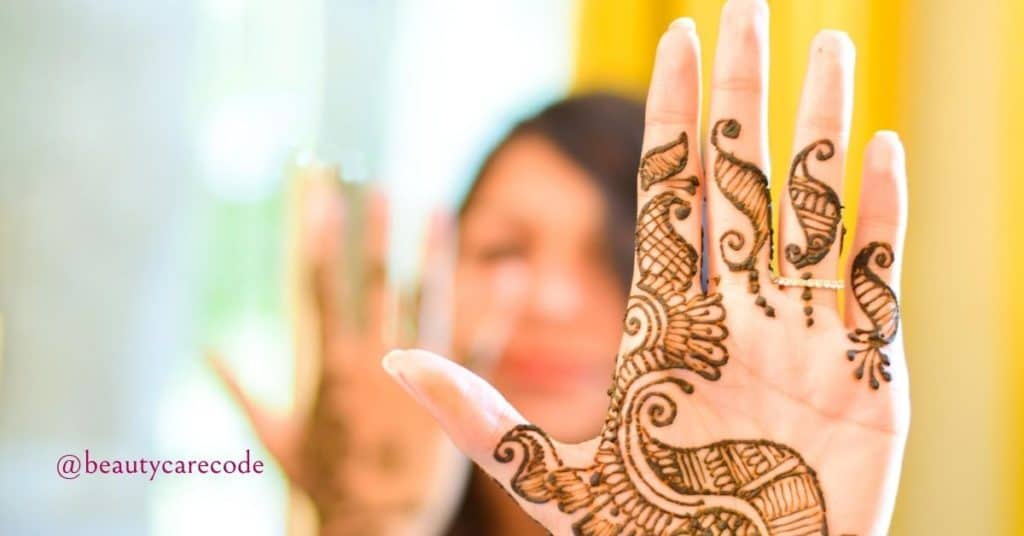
[486,195,905,535]
[215,182,464,535]
[670,285,907,532]
[387,1,909,535]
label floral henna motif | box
[846,242,900,390]
[493,132,829,535]
[710,119,776,318]
[785,139,843,327]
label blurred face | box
[454,134,625,442]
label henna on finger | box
[639,130,697,194]
[710,119,776,318]
[846,242,900,390]
[785,139,843,327]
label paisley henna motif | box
[710,119,776,317]
[785,139,841,269]
[846,242,900,390]
[785,139,843,328]
[635,192,699,295]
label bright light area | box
[151,312,292,535]
[381,0,574,278]
[201,94,305,203]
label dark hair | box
[458,92,644,290]
[447,93,644,535]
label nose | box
[527,262,586,321]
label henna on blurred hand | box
[785,139,842,327]
[493,132,829,535]
[846,242,900,390]
[299,260,418,534]
[711,119,776,318]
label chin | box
[502,385,608,443]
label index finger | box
[634,18,704,300]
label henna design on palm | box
[785,139,843,327]
[710,119,776,318]
[626,192,729,393]
[492,132,828,534]
[846,242,900,390]
[385,14,912,535]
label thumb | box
[207,352,303,481]
[381,349,594,533]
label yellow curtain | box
[1003,0,1024,532]
[573,1,1022,534]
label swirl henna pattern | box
[785,139,843,327]
[846,242,900,390]
[710,119,776,318]
[493,133,829,535]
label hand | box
[213,176,467,535]
[382,1,909,534]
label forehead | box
[464,135,608,229]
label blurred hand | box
[383,1,909,535]
[213,178,467,535]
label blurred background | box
[0,0,1020,534]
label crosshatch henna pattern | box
[785,139,843,328]
[846,242,900,390]
[710,119,776,318]
[493,132,829,535]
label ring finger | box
[778,30,855,325]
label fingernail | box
[812,29,855,63]
[875,130,900,141]
[382,349,426,404]
[669,17,696,32]
[381,349,408,377]
[867,131,905,174]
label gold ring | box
[769,274,844,290]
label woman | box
[386,2,909,535]
[222,0,910,533]
[447,93,645,534]
[214,93,643,535]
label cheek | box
[451,265,489,355]
[582,269,628,334]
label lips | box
[492,346,609,394]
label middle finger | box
[705,0,774,316]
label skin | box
[455,134,625,444]
[385,1,911,535]
[454,134,628,534]
[213,142,628,535]
[213,178,468,536]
